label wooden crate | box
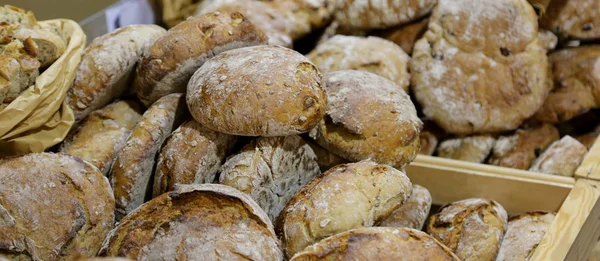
[406,159,600,261]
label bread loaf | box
[99,184,283,261]
[220,135,321,221]
[496,212,555,261]
[110,93,188,219]
[437,135,496,163]
[538,29,558,51]
[377,184,432,230]
[276,160,413,258]
[135,11,268,106]
[304,138,347,172]
[0,153,115,261]
[60,100,143,175]
[13,27,65,67]
[309,70,421,168]
[153,120,236,197]
[187,45,326,136]
[427,198,508,261]
[529,135,588,177]
[270,0,334,39]
[540,0,600,40]
[334,0,437,30]
[316,21,368,45]
[0,56,23,103]
[377,18,429,55]
[488,124,559,169]
[67,25,166,122]
[290,227,460,261]
[420,130,438,155]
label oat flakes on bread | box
[0,153,115,261]
[411,0,550,134]
[99,184,283,261]
[496,212,555,261]
[377,184,432,230]
[334,0,437,30]
[488,124,559,170]
[303,138,348,172]
[529,135,588,177]
[376,17,429,55]
[437,135,496,163]
[540,0,600,41]
[290,227,460,261]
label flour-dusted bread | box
[110,94,188,219]
[437,135,496,163]
[276,160,413,258]
[290,227,460,261]
[13,27,65,67]
[60,100,143,175]
[99,184,283,261]
[488,124,559,170]
[309,70,421,168]
[0,153,115,261]
[427,198,508,261]
[220,135,321,221]
[0,56,23,103]
[334,0,437,30]
[377,184,432,230]
[316,21,368,45]
[411,0,550,135]
[538,29,558,51]
[187,45,326,136]
[540,0,600,40]
[270,0,335,39]
[67,25,165,122]
[529,136,588,177]
[304,138,348,172]
[307,35,411,91]
[135,11,267,107]
[153,120,236,197]
[377,18,429,55]
[496,212,555,261]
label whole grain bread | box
[377,184,432,230]
[529,135,588,177]
[14,27,65,67]
[488,124,559,170]
[496,212,555,261]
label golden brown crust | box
[419,130,438,155]
[376,18,429,55]
[540,0,600,40]
[437,135,496,163]
[334,0,437,30]
[529,135,588,177]
[377,184,432,230]
[488,124,559,170]
[270,0,335,39]
[304,138,348,172]
[537,29,558,51]
[496,212,555,261]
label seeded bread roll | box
[110,93,188,219]
[437,135,496,163]
[99,184,283,261]
[488,124,559,170]
[276,160,413,258]
[67,25,166,122]
[376,18,429,55]
[304,138,348,172]
[540,0,600,40]
[427,198,508,261]
[220,135,321,221]
[135,11,267,107]
[0,153,115,261]
[529,135,588,177]
[334,0,437,30]
[377,184,432,230]
[309,70,422,168]
[153,120,236,197]
[290,227,460,261]
[60,100,143,175]
[187,45,326,136]
[496,212,555,261]
[307,35,411,91]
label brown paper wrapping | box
[0,19,85,157]
[160,0,203,28]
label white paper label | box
[105,0,155,32]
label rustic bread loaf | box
[496,212,555,261]
[60,100,143,176]
[270,0,334,39]
[187,45,326,136]
[540,0,600,40]
[377,184,432,230]
[304,138,348,172]
[110,93,188,219]
[420,130,438,155]
[529,135,588,177]
[290,227,460,261]
[13,27,65,67]
[334,0,437,30]
[309,70,421,168]
[488,124,559,170]
[67,24,165,122]
[135,11,268,107]
[427,198,508,261]
[307,35,411,91]
[316,21,368,45]
[153,120,236,197]
[376,18,429,55]
[220,135,321,221]
[99,184,283,260]
[538,29,558,51]
[0,153,115,261]
[411,0,550,134]
[0,5,37,28]
[437,135,496,163]
[0,56,23,103]
[276,160,413,258]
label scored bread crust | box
[529,135,588,177]
[436,135,496,163]
[99,184,283,261]
[488,124,559,170]
[0,153,115,261]
[496,212,555,261]
[334,0,437,30]
[377,184,432,230]
[540,0,600,40]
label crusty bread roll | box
[309,70,421,168]
[420,130,438,155]
[270,0,334,39]
[152,120,236,197]
[60,100,143,175]
[488,124,559,169]
[135,11,267,107]
[307,35,411,91]
[411,0,550,135]
[0,153,115,261]
[99,184,283,260]
[290,227,460,261]
[427,198,508,261]
[437,135,496,163]
[187,45,326,136]
[529,135,588,177]
[496,212,555,261]
[220,135,321,221]
[540,0,600,40]
[377,184,432,230]
[316,21,368,45]
[334,0,437,30]
[304,138,348,172]
[377,18,429,55]
[276,160,413,258]
[67,25,165,122]
[110,93,188,219]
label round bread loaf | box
[540,0,600,40]
[219,135,321,221]
[290,227,460,261]
[0,153,115,261]
[488,124,559,170]
[436,135,496,163]
[187,45,326,136]
[427,198,508,261]
[276,160,413,258]
[411,0,550,134]
[334,0,437,30]
[99,184,283,261]
[377,184,432,230]
[309,70,421,168]
[307,35,411,91]
[496,212,555,261]
[135,11,267,107]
